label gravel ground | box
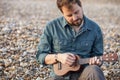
[0,0,120,80]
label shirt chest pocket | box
[53,38,72,51]
[76,40,93,51]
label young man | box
[36,0,106,80]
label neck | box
[73,20,84,33]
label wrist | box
[54,53,61,62]
[54,54,59,62]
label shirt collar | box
[61,15,92,31]
[82,15,92,31]
[61,16,68,28]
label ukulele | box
[53,53,118,76]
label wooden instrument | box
[53,53,118,76]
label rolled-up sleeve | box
[36,24,52,66]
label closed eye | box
[67,14,72,17]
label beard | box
[70,18,83,26]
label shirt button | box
[86,43,88,46]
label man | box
[36,0,106,80]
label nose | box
[72,14,78,21]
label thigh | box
[78,65,105,80]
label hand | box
[89,56,102,66]
[57,53,76,66]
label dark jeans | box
[47,65,106,80]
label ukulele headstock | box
[102,53,118,62]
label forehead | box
[61,3,81,13]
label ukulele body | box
[53,55,80,76]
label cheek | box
[79,14,83,19]
[66,17,73,23]
[78,12,83,18]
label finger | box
[96,59,100,64]
[67,58,75,63]
[94,56,97,62]
[67,54,76,63]
[68,55,76,61]
[90,57,96,65]
[67,56,76,66]
[91,57,95,64]
[89,58,92,65]
[66,59,74,66]
[68,53,76,59]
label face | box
[61,3,83,26]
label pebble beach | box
[0,0,120,80]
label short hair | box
[57,0,82,12]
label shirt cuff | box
[37,53,48,66]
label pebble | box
[0,0,120,80]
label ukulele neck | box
[78,56,102,65]
[78,58,90,65]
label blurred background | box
[0,0,120,80]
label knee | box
[79,65,105,80]
[85,65,101,73]
[88,65,100,69]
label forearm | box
[45,53,76,66]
